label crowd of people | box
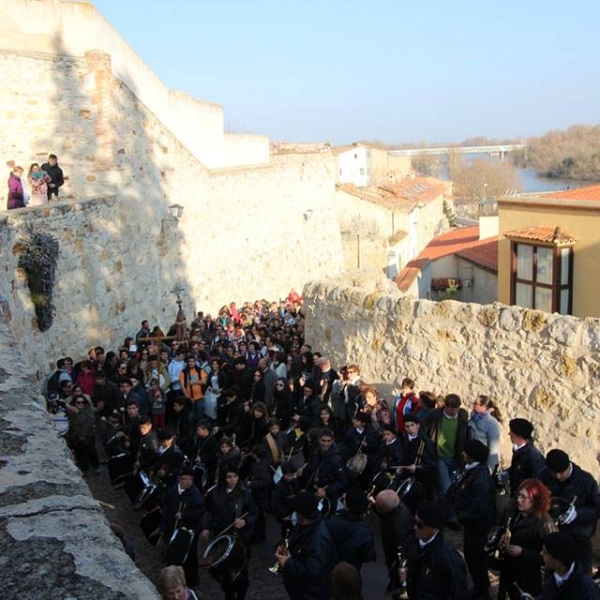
[6,153,65,209]
[45,294,600,599]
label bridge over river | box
[389,144,525,157]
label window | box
[510,243,573,314]
[360,168,365,175]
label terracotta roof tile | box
[455,238,498,272]
[504,225,576,245]
[339,177,450,212]
[394,226,499,291]
[542,184,600,201]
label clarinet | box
[395,547,409,599]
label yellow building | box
[497,184,600,317]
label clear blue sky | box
[91,0,599,146]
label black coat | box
[282,517,337,600]
[272,388,295,429]
[324,510,376,571]
[272,477,301,522]
[194,433,219,484]
[376,437,403,472]
[205,484,257,543]
[160,482,205,536]
[509,441,545,496]
[406,531,468,600]
[138,431,160,471]
[398,431,437,486]
[307,444,348,499]
[542,565,600,599]
[539,463,600,540]
[451,463,496,532]
[378,501,413,569]
[498,503,557,598]
[248,456,273,511]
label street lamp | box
[483,183,488,203]
[168,203,184,220]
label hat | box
[416,501,446,529]
[291,490,319,519]
[403,413,420,425]
[546,449,570,473]
[543,532,577,567]
[509,418,533,439]
[463,439,490,464]
[345,488,369,515]
[354,412,370,425]
[157,427,175,440]
[179,466,194,478]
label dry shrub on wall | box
[18,229,60,332]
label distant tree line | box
[525,125,600,181]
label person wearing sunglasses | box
[404,500,468,599]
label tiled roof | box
[339,177,449,212]
[389,230,409,245]
[504,225,576,245]
[456,238,499,272]
[394,226,499,292]
[542,184,600,201]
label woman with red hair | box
[497,478,557,599]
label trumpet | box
[485,517,512,560]
[269,536,289,574]
[395,547,409,599]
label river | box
[438,152,595,193]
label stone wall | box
[0,320,159,599]
[303,272,600,474]
[0,49,343,375]
[0,0,268,169]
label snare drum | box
[394,476,415,498]
[193,463,209,492]
[108,453,135,487]
[164,527,196,565]
[124,471,148,504]
[202,534,247,579]
[139,506,162,545]
[369,470,395,497]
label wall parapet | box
[304,274,600,474]
[0,321,159,598]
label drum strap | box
[265,433,279,463]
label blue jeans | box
[193,398,205,421]
[437,456,459,495]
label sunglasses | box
[75,401,85,405]
[414,519,425,529]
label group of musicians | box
[53,303,600,600]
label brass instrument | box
[556,495,578,526]
[512,582,535,600]
[394,547,409,599]
[269,536,289,574]
[485,517,512,560]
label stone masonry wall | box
[303,272,600,474]
[0,50,343,375]
[0,320,159,599]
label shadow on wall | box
[7,33,193,372]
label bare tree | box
[449,157,521,201]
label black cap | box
[544,532,577,567]
[509,418,533,439]
[291,490,319,519]
[463,439,490,464]
[179,466,194,478]
[345,488,369,515]
[157,427,175,440]
[546,449,570,473]
[404,413,420,425]
[416,500,445,529]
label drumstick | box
[216,511,249,538]
[98,500,116,510]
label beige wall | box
[0,50,344,374]
[498,198,600,318]
[223,133,270,167]
[304,274,600,475]
[0,0,268,169]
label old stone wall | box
[0,49,343,375]
[0,0,268,169]
[303,273,600,474]
[0,320,159,598]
